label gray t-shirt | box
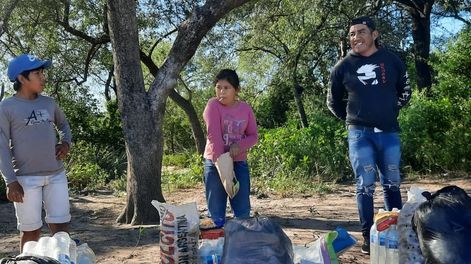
[0,94,72,184]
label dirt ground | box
[1,177,470,263]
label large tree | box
[394,0,434,94]
[393,0,470,94]
[107,0,251,224]
[237,0,344,128]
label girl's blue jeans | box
[348,126,403,238]
[204,158,251,226]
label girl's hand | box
[229,143,241,158]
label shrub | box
[248,111,350,194]
[400,94,470,172]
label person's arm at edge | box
[203,99,225,162]
[236,104,258,152]
[54,101,72,146]
[0,106,17,185]
[326,64,347,120]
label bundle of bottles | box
[20,232,96,264]
[370,209,400,264]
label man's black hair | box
[350,16,376,31]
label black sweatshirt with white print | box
[327,48,411,132]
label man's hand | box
[56,142,70,160]
[229,143,241,158]
[6,181,24,203]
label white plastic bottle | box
[386,225,399,264]
[378,229,387,264]
[370,223,379,264]
[76,243,96,264]
[69,239,78,264]
[36,236,58,259]
[53,232,72,264]
[21,240,38,256]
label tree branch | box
[57,0,110,44]
[148,28,178,56]
[394,0,427,17]
[236,46,283,61]
[0,0,19,37]
[148,0,253,105]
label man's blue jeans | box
[348,126,403,238]
[204,159,251,226]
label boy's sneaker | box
[361,239,370,255]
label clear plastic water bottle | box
[69,238,77,264]
[386,225,399,264]
[53,232,71,264]
[76,243,96,264]
[378,229,387,264]
[36,236,58,259]
[199,237,224,264]
[370,223,379,264]
[21,240,38,256]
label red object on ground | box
[200,228,224,240]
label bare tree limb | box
[104,66,114,101]
[57,0,110,44]
[148,28,178,56]
[0,0,19,37]
[236,46,283,60]
[148,0,253,104]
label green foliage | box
[66,141,127,191]
[248,111,350,194]
[252,76,292,128]
[163,153,189,167]
[399,26,471,173]
[161,153,204,191]
[400,95,470,172]
[62,97,127,192]
[432,26,471,101]
[163,99,196,154]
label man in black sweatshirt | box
[327,16,411,255]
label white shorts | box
[14,171,71,231]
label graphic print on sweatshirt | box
[357,64,380,85]
[24,109,51,126]
[223,114,246,146]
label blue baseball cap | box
[7,54,52,82]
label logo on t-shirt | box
[223,117,246,146]
[25,109,51,126]
[357,64,379,85]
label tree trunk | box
[396,0,434,94]
[107,0,252,224]
[410,9,432,94]
[107,0,163,225]
[140,52,206,155]
[293,82,309,128]
[169,90,206,154]
[291,61,309,128]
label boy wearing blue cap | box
[0,54,72,252]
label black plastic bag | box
[221,216,294,264]
[412,185,471,264]
[0,254,60,264]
